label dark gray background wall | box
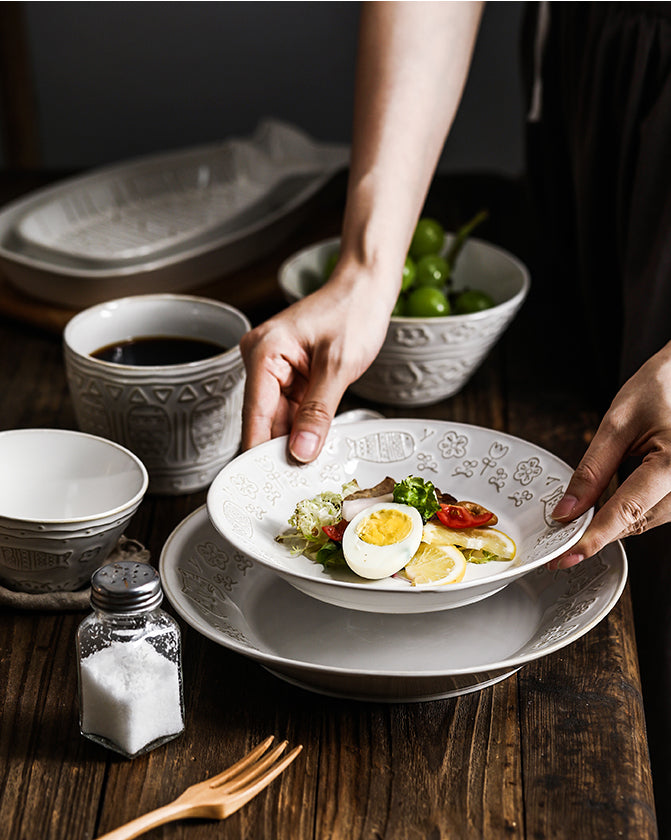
[4,1,527,176]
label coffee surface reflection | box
[92,336,228,366]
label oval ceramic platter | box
[206,419,593,613]
[0,120,348,307]
[160,505,627,702]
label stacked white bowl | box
[0,429,148,592]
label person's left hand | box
[548,341,671,569]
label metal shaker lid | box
[90,561,163,613]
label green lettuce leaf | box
[315,540,346,567]
[393,476,440,523]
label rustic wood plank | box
[309,679,524,839]
[519,593,657,839]
[0,611,106,840]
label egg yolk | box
[356,508,413,546]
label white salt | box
[80,638,183,756]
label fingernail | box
[552,494,578,521]
[290,431,320,463]
[557,552,584,570]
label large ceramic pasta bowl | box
[206,419,592,614]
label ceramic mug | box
[63,294,251,495]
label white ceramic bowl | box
[206,418,592,614]
[0,428,148,592]
[64,294,250,495]
[278,236,530,406]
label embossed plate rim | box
[206,418,594,598]
[160,505,627,678]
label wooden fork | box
[95,736,302,840]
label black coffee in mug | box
[92,336,228,366]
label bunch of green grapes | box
[321,210,495,318]
[394,213,495,317]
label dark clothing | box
[524,3,671,834]
[527,1,671,398]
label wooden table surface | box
[0,172,659,839]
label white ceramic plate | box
[206,419,593,613]
[0,120,348,307]
[160,506,627,702]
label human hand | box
[548,342,671,569]
[239,261,396,463]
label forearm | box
[240,1,484,459]
[339,0,484,302]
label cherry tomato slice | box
[436,504,493,529]
[322,520,348,542]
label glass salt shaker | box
[76,560,185,759]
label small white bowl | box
[0,429,148,592]
[278,236,530,406]
[206,418,591,614]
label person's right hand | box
[240,258,397,463]
[240,1,485,463]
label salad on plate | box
[276,476,516,586]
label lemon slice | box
[401,542,467,586]
[422,521,516,560]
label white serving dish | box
[0,120,348,308]
[160,505,626,702]
[206,418,592,614]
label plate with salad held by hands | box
[206,419,592,614]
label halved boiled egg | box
[342,502,423,580]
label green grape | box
[392,295,406,317]
[454,289,495,314]
[401,256,417,292]
[409,218,445,260]
[406,286,450,317]
[415,254,450,288]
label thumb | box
[552,437,622,523]
[288,367,349,464]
